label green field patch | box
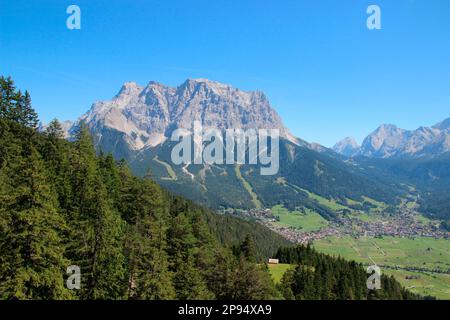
[415,214,434,226]
[268,263,293,283]
[345,198,361,206]
[300,188,348,211]
[362,196,387,212]
[383,269,450,300]
[153,156,177,180]
[349,212,376,222]
[271,205,328,232]
[405,201,417,209]
[313,236,450,299]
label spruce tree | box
[204,249,236,300]
[45,119,64,140]
[122,177,175,299]
[22,91,38,128]
[68,123,127,299]
[0,76,15,120]
[167,212,214,299]
[239,235,256,263]
[232,256,275,300]
[42,119,72,211]
[0,144,72,299]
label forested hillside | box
[204,212,292,261]
[0,77,281,299]
[0,76,425,300]
[354,154,450,223]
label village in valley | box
[221,200,449,245]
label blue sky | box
[1,0,449,147]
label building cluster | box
[229,204,449,245]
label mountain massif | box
[43,78,448,223]
[333,119,450,159]
[70,79,297,153]
[59,79,404,217]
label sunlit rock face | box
[70,78,297,152]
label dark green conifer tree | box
[120,175,175,300]
[68,123,127,299]
[0,76,16,120]
[0,144,71,299]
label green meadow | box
[383,269,450,299]
[313,236,450,299]
[268,264,293,283]
[271,205,328,232]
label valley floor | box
[229,198,449,299]
[267,236,450,299]
[313,236,450,299]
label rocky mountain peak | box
[334,118,450,159]
[358,124,407,158]
[117,81,143,97]
[375,124,404,135]
[332,137,360,157]
[70,79,297,151]
[433,118,450,131]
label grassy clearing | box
[415,214,434,225]
[268,264,293,283]
[362,196,388,213]
[383,269,450,300]
[301,188,348,211]
[346,198,360,206]
[287,184,349,212]
[356,212,375,222]
[271,205,328,232]
[314,236,450,270]
[153,156,177,180]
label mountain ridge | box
[333,119,450,159]
[68,79,300,152]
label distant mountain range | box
[332,119,450,222]
[52,79,450,221]
[333,119,450,159]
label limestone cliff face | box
[332,137,360,157]
[71,78,297,151]
[333,120,450,159]
[357,121,450,159]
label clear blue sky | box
[1,0,449,147]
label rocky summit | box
[333,120,450,159]
[69,78,298,151]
